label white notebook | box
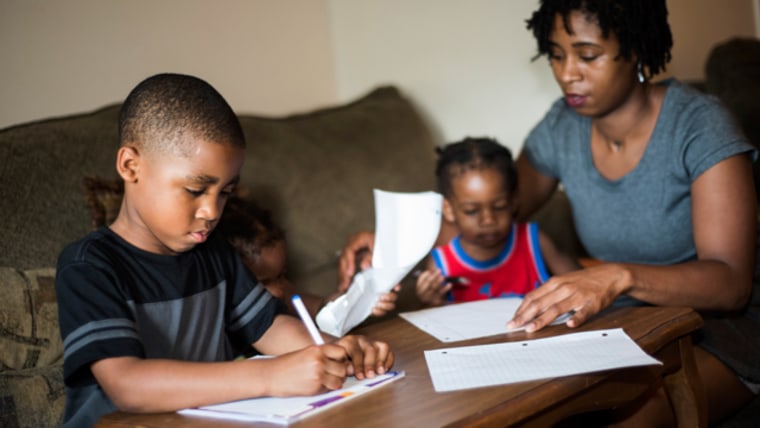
[179,370,405,425]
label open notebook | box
[178,370,405,425]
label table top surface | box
[96,305,701,428]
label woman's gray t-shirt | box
[524,79,754,264]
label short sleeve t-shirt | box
[524,79,755,264]
[56,227,280,427]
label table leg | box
[662,335,707,427]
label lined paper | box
[400,298,571,342]
[424,328,661,392]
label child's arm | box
[415,257,453,307]
[90,314,393,413]
[537,229,581,275]
[90,341,348,413]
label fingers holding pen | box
[507,277,578,333]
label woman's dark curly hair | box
[526,0,673,79]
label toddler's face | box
[124,138,244,255]
[443,168,513,256]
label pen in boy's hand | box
[412,269,470,285]
[292,294,325,345]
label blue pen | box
[292,294,325,345]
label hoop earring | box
[637,62,645,83]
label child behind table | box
[415,137,579,306]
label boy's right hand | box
[416,268,451,307]
[260,343,350,396]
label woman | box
[339,1,758,425]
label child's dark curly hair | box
[526,0,672,79]
[435,137,517,199]
[216,196,285,261]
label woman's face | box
[547,10,638,117]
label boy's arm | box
[538,229,581,275]
[91,341,350,413]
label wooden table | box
[96,306,705,427]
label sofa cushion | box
[0,267,62,371]
[237,86,437,295]
[0,363,65,428]
[1,106,122,270]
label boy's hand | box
[260,344,349,396]
[416,268,451,307]
[333,335,394,380]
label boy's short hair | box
[118,73,245,156]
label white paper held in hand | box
[316,189,443,337]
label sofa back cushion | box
[238,86,437,294]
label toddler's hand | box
[371,284,400,316]
[415,269,451,307]
[334,335,394,380]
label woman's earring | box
[637,62,645,83]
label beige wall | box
[2,0,757,151]
[329,0,759,153]
[0,0,338,129]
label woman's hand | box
[337,231,376,292]
[507,263,631,332]
[415,268,452,307]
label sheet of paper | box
[424,328,661,392]
[317,189,442,337]
[179,370,405,424]
[399,298,572,342]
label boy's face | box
[115,138,244,255]
[442,168,514,257]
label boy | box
[55,73,393,427]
